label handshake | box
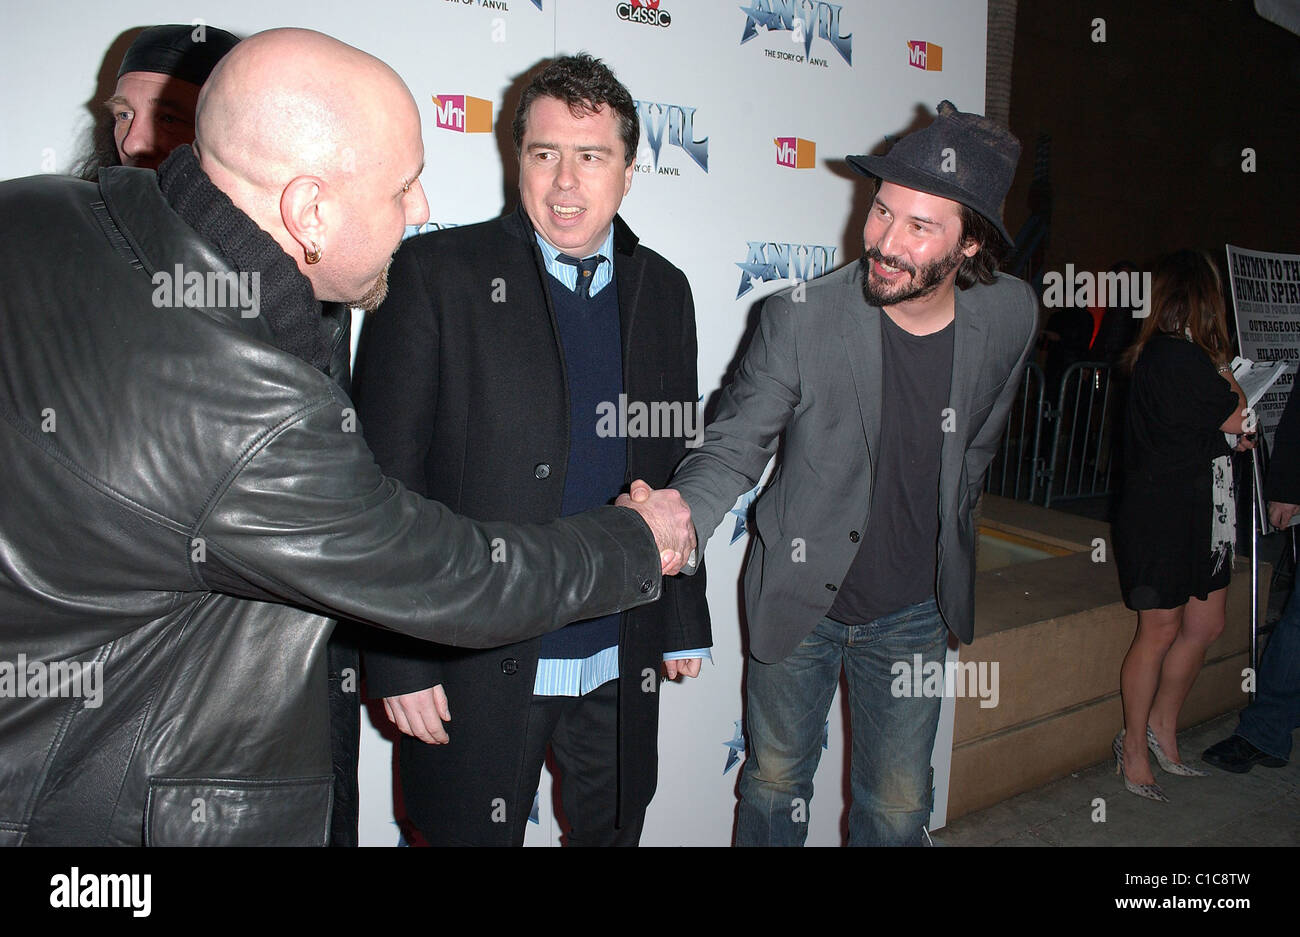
[616,479,697,576]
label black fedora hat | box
[847,101,1020,247]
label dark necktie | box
[556,253,605,300]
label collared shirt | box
[531,228,710,695]
[534,228,615,298]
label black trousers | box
[451,679,644,847]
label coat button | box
[849,530,860,542]
[534,463,550,479]
[501,658,518,675]
[639,578,654,594]
[825,583,837,592]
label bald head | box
[193,29,429,308]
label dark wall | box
[1005,0,1300,275]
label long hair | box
[955,202,1006,289]
[72,112,121,181]
[1120,250,1232,372]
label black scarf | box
[156,145,332,373]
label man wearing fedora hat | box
[669,101,1039,845]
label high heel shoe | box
[1146,726,1209,777]
[1113,730,1169,802]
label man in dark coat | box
[355,54,711,846]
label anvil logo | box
[736,241,837,298]
[634,100,709,172]
[739,0,852,64]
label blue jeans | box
[1235,584,1300,762]
[737,598,948,847]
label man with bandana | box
[78,23,239,178]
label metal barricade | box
[984,360,1047,502]
[1043,361,1118,508]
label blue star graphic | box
[738,3,784,43]
[736,260,780,299]
[729,482,764,544]
[738,2,816,58]
[723,719,746,774]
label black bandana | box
[117,25,240,86]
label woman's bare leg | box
[1120,605,1185,785]
[1148,587,1228,762]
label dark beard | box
[859,241,965,308]
[351,259,391,312]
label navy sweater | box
[538,267,626,659]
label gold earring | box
[305,242,322,265]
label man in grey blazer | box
[670,102,1039,845]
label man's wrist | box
[663,648,712,662]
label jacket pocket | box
[144,776,332,846]
[969,376,1009,414]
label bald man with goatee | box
[0,28,695,847]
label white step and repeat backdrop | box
[1,0,987,846]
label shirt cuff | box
[662,648,712,662]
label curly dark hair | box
[955,202,1007,289]
[512,53,639,167]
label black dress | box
[1113,334,1240,610]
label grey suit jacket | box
[672,262,1038,662]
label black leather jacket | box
[0,168,662,845]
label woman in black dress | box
[1113,250,1253,802]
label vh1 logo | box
[774,137,815,169]
[907,40,943,71]
[433,94,493,133]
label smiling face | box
[518,95,634,257]
[860,181,977,309]
[107,71,203,169]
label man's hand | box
[616,479,696,575]
[382,684,451,745]
[1269,501,1299,530]
[663,658,703,679]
